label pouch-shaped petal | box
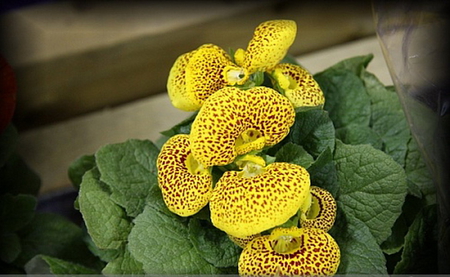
[167,44,247,111]
[238,227,341,276]
[167,50,201,111]
[242,20,297,74]
[190,86,295,167]
[157,134,212,217]
[186,44,248,107]
[300,186,337,232]
[210,162,310,238]
[271,63,325,108]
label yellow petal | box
[300,186,337,232]
[186,44,248,103]
[190,86,295,167]
[210,162,310,238]
[271,63,325,108]
[157,134,212,216]
[243,20,297,74]
[167,51,201,111]
[238,227,341,276]
[228,233,261,249]
[167,44,248,111]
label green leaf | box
[128,206,220,274]
[335,123,383,149]
[83,232,120,263]
[315,69,371,129]
[0,194,36,232]
[0,232,21,263]
[363,71,410,166]
[95,139,160,217]
[102,247,144,275]
[188,218,241,268]
[68,154,95,189]
[404,138,435,205]
[14,213,100,269]
[274,142,314,168]
[324,54,374,77]
[334,141,407,244]
[394,204,438,274]
[380,213,409,255]
[78,169,132,250]
[160,112,197,137]
[307,147,339,197]
[25,255,99,274]
[0,153,41,196]
[287,109,335,157]
[331,209,387,274]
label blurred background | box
[1,0,379,195]
[1,0,375,131]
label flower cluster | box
[157,20,339,275]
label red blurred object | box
[0,55,17,133]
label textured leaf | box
[315,69,371,129]
[188,218,241,268]
[96,139,160,217]
[102,247,144,275]
[363,71,410,166]
[128,206,219,274]
[307,147,339,197]
[331,209,387,274]
[68,154,95,189]
[394,205,438,274]
[78,169,131,250]
[288,109,335,157]
[25,255,99,274]
[274,142,314,168]
[334,141,407,244]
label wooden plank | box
[17,36,392,195]
[1,1,375,130]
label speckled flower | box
[238,227,340,276]
[167,44,249,111]
[300,186,337,232]
[270,63,325,108]
[235,20,297,74]
[228,233,262,249]
[167,20,297,111]
[190,86,295,167]
[157,134,212,217]
[210,160,310,238]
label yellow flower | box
[209,160,310,238]
[236,20,297,74]
[239,227,341,276]
[270,63,325,108]
[167,20,297,111]
[156,134,212,216]
[228,233,261,249]
[167,44,249,111]
[190,86,295,167]
[300,186,337,232]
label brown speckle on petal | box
[190,86,295,167]
[210,162,310,238]
[301,186,337,232]
[157,134,212,217]
[270,63,325,108]
[238,227,340,276]
[243,20,297,74]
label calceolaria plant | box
[59,19,437,275]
